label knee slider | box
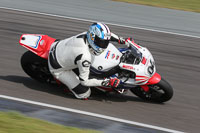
[72,84,91,99]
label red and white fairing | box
[92,39,157,86]
[91,43,122,71]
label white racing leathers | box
[48,32,103,99]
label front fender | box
[140,73,161,92]
[146,73,161,85]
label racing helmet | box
[87,22,111,55]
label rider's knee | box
[71,84,91,99]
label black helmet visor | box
[94,35,109,48]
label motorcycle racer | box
[48,22,128,99]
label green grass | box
[0,112,100,133]
[112,0,200,13]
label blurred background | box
[0,0,200,132]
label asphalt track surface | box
[1,0,200,37]
[0,8,200,132]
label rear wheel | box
[21,51,55,83]
[130,78,173,103]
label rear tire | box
[21,51,54,83]
[130,78,173,103]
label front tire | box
[21,51,54,83]
[130,78,173,103]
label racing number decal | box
[148,60,155,75]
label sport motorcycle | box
[19,34,173,103]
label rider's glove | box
[102,77,120,88]
[118,37,130,47]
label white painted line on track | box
[0,95,184,133]
[0,6,200,39]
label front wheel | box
[130,78,173,103]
